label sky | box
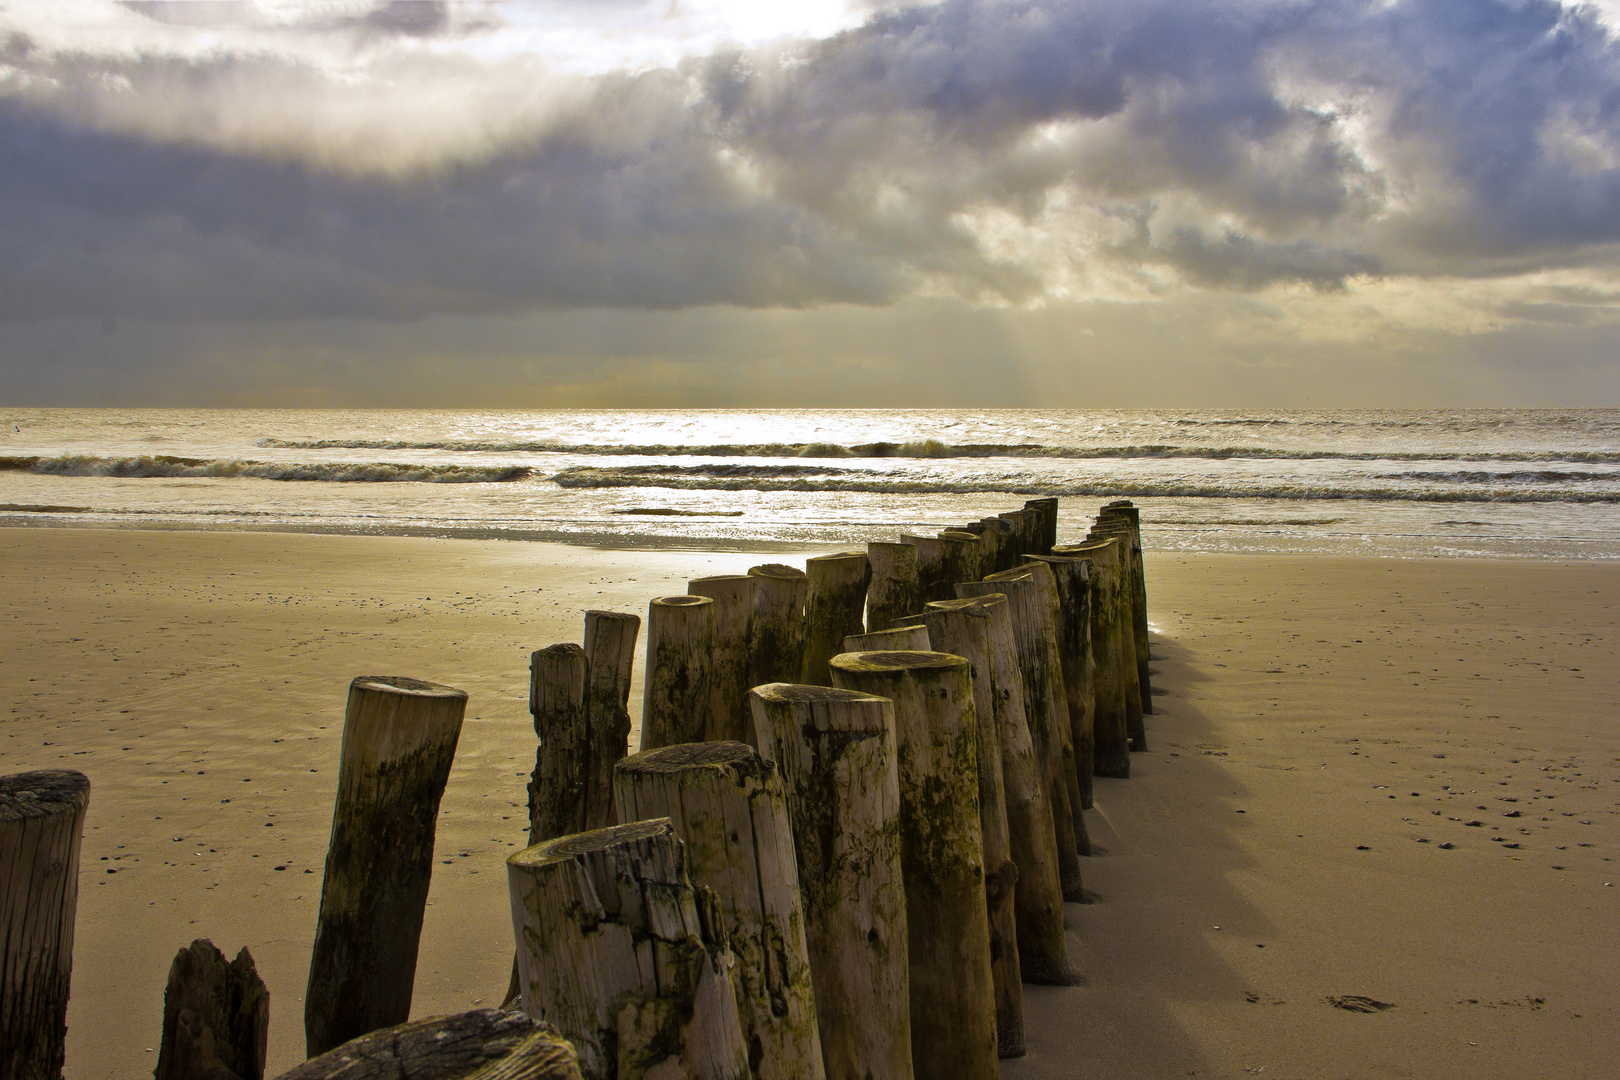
[2,0,1620,408]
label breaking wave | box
[0,455,529,483]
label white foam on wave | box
[0,455,530,483]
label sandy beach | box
[2,527,1615,1080]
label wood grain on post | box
[583,611,641,830]
[845,626,930,653]
[306,677,466,1057]
[641,595,715,752]
[829,652,997,1080]
[273,1009,581,1080]
[898,534,951,606]
[748,564,808,692]
[1024,555,1096,813]
[1022,498,1059,556]
[508,819,749,1080]
[894,602,1025,1058]
[1,769,89,1080]
[1098,505,1153,714]
[747,685,911,1080]
[689,575,758,743]
[1087,519,1145,744]
[1052,540,1129,778]
[156,939,269,1080]
[938,530,986,596]
[528,644,590,843]
[614,743,824,1080]
[996,510,1035,564]
[801,552,872,686]
[866,542,920,634]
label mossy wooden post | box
[508,819,749,1080]
[1023,498,1059,555]
[1087,519,1145,744]
[155,939,269,1080]
[899,534,952,605]
[275,1009,582,1080]
[583,611,640,829]
[997,510,1035,563]
[845,626,930,652]
[894,603,1025,1058]
[747,685,912,1080]
[958,576,1083,902]
[1099,504,1153,713]
[1,769,89,1080]
[938,530,986,594]
[748,564,808,692]
[866,542,920,634]
[614,744,824,1080]
[802,552,872,686]
[829,652,998,1080]
[1024,554,1096,812]
[641,596,715,752]
[1053,540,1129,778]
[528,644,590,842]
[306,677,466,1057]
[689,575,758,743]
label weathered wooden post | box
[528,644,590,842]
[866,541,920,634]
[801,552,872,686]
[508,819,750,1080]
[829,652,998,1080]
[845,625,930,652]
[747,685,912,1080]
[1054,538,1131,774]
[1,769,89,1080]
[583,611,641,829]
[690,575,758,743]
[277,1009,583,1080]
[898,534,952,605]
[1098,504,1153,713]
[1025,554,1096,812]
[155,939,269,1080]
[997,510,1036,564]
[306,677,467,1057]
[1023,498,1059,555]
[893,602,1025,1057]
[641,595,715,751]
[958,575,1084,902]
[614,744,824,1080]
[1087,517,1145,740]
[938,530,986,594]
[748,564,808,689]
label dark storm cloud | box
[2,0,1619,323]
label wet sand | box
[1,529,1615,1079]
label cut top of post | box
[651,595,713,609]
[749,683,889,709]
[830,650,969,676]
[0,769,90,821]
[508,817,678,870]
[616,740,773,783]
[349,675,466,701]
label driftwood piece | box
[748,564,808,692]
[508,820,749,1080]
[1023,498,1059,556]
[689,575,758,743]
[1025,555,1097,813]
[748,685,911,1080]
[156,939,269,1080]
[306,677,466,1057]
[641,596,715,752]
[273,1009,581,1080]
[528,645,590,842]
[844,626,930,653]
[865,542,920,634]
[1,769,89,1080]
[801,552,872,686]
[583,611,641,829]
[614,744,824,1080]
[1054,539,1130,776]
[829,652,997,1080]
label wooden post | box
[748,685,912,1080]
[527,644,590,842]
[1099,504,1153,713]
[996,510,1036,563]
[1023,498,1059,555]
[964,519,1012,575]
[801,552,872,686]
[938,530,987,592]
[1024,555,1096,812]
[844,626,930,652]
[690,575,758,743]
[641,596,715,752]
[508,819,750,1080]
[829,652,997,1080]
[155,939,269,1080]
[898,534,951,605]
[273,1009,582,1080]
[893,602,1025,1057]
[1087,519,1146,745]
[1053,540,1130,778]
[748,564,808,690]
[0,769,89,1080]
[866,542,920,634]
[306,677,466,1057]
[614,744,824,1080]
[958,575,1084,902]
[583,611,640,829]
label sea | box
[3,408,1618,559]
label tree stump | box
[1022,498,1059,555]
[1087,519,1145,743]
[843,626,930,653]
[1,769,89,1080]
[689,575,758,743]
[894,602,1025,1057]
[614,744,823,1080]
[829,652,997,1080]
[1097,507,1153,713]
[528,645,590,843]
[156,939,269,1080]
[641,596,715,752]
[1054,539,1130,775]
[273,1009,581,1080]
[865,542,920,634]
[305,676,467,1058]
[1024,555,1096,813]
[583,611,641,829]
[801,552,872,686]
[747,685,911,1080]
[747,564,808,692]
[508,819,749,1080]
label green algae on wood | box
[747,564,808,692]
[865,542,920,635]
[801,552,872,687]
[641,595,715,752]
